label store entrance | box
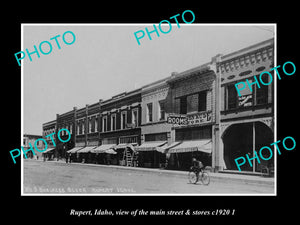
[222,122,273,172]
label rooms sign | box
[167,111,212,126]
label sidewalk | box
[29,159,275,186]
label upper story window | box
[146,103,153,122]
[179,97,187,114]
[88,119,92,133]
[224,77,270,111]
[198,91,207,112]
[78,121,83,134]
[132,108,138,126]
[178,91,208,114]
[77,122,80,135]
[102,116,107,132]
[95,117,98,132]
[227,84,238,109]
[81,121,85,134]
[256,76,269,105]
[158,100,165,120]
[111,114,116,131]
[121,111,127,129]
[88,116,96,133]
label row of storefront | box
[42,38,275,174]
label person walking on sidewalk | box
[65,152,69,163]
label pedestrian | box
[69,153,72,164]
[65,152,68,163]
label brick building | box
[217,38,274,173]
[164,63,218,170]
[23,134,44,159]
[56,108,76,158]
[100,89,142,166]
[135,77,172,168]
[42,120,56,159]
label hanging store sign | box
[167,111,212,126]
[238,94,252,107]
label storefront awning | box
[135,141,167,152]
[167,139,212,154]
[76,146,97,153]
[105,149,117,154]
[114,143,136,151]
[157,142,181,154]
[42,147,55,154]
[67,147,84,153]
[91,144,116,153]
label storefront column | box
[252,122,256,172]
[212,124,220,172]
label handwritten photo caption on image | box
[10,128,71,164]
[69,208,236,217]
[24,186,136,193]
[14,30,76,66]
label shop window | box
[145,133,167,142]
[119,136,138,144]
[175,126,212,141]
[102,138,117,145]
[146,103,153,122]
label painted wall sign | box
[167,111,212,126]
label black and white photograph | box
[21,24,276,195]
[4,5,298,224]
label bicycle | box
[188,168,210,185]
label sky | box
[23,24,275,135]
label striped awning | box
[105,149,117,154]
[91,144,116,153]
[157,142,181,154]
[76,146,97,153]
[114,143,136,151]
[42,147,55,154]
[67,147,84,153]
[167,139,212,154]
[135,141,167,152]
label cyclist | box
[190,157,204,180]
